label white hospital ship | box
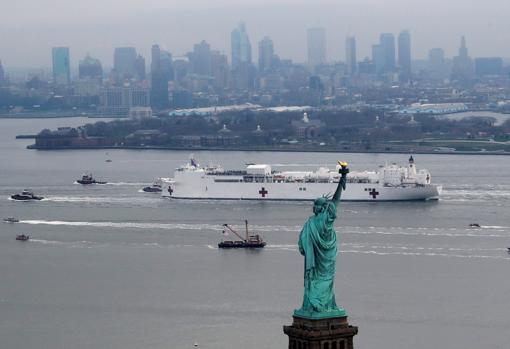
[163,156,441,201]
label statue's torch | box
[338,161,349,176]
[335,161,349,192]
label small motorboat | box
[77,173,107,185]
[3,217,19,223]
[218,220,266,249]
[11,190,44,201]
[105,159,112,163]
[142,178,163,193]
[469,223,481,228]
[16,234,30,241]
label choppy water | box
[1,118,509,349]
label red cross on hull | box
[258,187,268,197]
[369,189,379,199]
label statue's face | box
[313,198,326,214]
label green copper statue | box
[294,161,349,319]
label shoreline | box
[0,114,126,119]
[25,144,510,156]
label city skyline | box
[3,31,508,76]
[1,0,510,67]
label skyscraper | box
[345,36,357,76]
[307,27,326,67]
[0,60,5,86]
[452,36,474,83]
[150,44,170,109]
[379,33,396,72]
[428,48,449,81]
[475,57,503,77]
[231,22,252,70]
[78,54,103,81]
[258,36,274,72]
[372,44,385,74]
[398,30,412,82]
[113,47,137,81]
[211,50,229,89]
[231,22,254,89]
[151,44,161,73]
[135,55,146,80]
[160,50,173,80]
[52,47,70,85]
[189,40,212,76]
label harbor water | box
[1,118,509,349]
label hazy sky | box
[1,0,510,68]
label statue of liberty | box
[294,161,349,319]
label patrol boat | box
[11,190,44,201]
[142,178,163,193]
[77,173,107,185]
[163,156,441,202]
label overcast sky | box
[1,0,509,68]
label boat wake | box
[41,196,162,205]
[19,220,224,231]
[267,243,510,260]
[24,235,510,260]
[18,220,509,236]
[73,181,150,186]
[441,184,510,202]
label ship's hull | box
[142,186,162,193]
[163,172,442,201]
[77,180,107,185]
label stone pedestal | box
[283,316,358,349]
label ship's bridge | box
[246,164,272,175]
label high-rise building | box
[52,47,71,85]
[427,48,450,82]
[398,30,411,82]
[99,86,150,116]
[231,22,252,70]
[428,48,444,68]
[307,27,326,67]
[151,44,161,73]
[78,54,103,81]
[372,44,385,74]
[189,40,212,76]
[452,36,474,83]
[258,36,274,72]
[231,22,254,89]
[159,51,172,79]
[211,50,229,89]
[379,33,396,72]
[151,45,173,109]
[345,36,357,76]
[113,47,137,81]
[135,55,146,80]
[0,60,5,86]
[475,57,503,77]
[150,44,171,110]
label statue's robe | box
[297,201,340,314]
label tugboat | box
[11,190,44,201]
[77,173,107,185]
[218,220,266,249]
[142,178,163,193]
[3,217,19,223]
[16,234,30,241]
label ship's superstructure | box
[163,156,441,201]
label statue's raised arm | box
[332,161,349,204]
